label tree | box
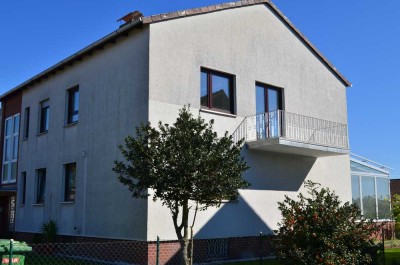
[274,181,381,265]
[392,194,400,238]
[113,106,249,265]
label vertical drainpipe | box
[82,151,88,235]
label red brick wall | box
[372,221,395,240]
[15,232,273,264]
[391,179,400,197]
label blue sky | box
[0,1,399,178]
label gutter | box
[0,17,144,100]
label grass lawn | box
[223,248,400,265]
[385,248,400,264]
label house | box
[391,179,400,197]
[0,0,358,258]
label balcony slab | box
[246,137,349,157]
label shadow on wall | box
[157,197,274,265]
[195,197,274,239]
[243,149,317,191]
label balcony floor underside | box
[246,137,349,157]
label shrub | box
[40,219,58,243]
[274,181,381,265]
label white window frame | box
[2,114,20,184]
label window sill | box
[22,138,28,142]
[1,181,16,185]
[32,203,44,207]
[37,131,48,137]
[60,201,75,205]
[200,108,237,118]
[18,204,25,207]
[64,122,78,128]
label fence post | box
[9,239,13,265]
[259,232,263,265]
[381,227,385,265]
[156,236,160,265]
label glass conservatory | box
[351,154,392,220]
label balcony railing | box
[233,110,349,149]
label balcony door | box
[255,84,283,139]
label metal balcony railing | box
[233,110,349,149]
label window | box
[23,107,30,139]
[39,100,49,133]
[67,87,79,124]
[351,160,391,220]
[64,163,76,202]
[200,69,235,114]
[36,168,46,204]
[20,172,26,205]
[2,114,20,183]
[255,84,283,138]
[351,174,391,220]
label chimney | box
[117,11,143,24]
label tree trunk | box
[181,200,190,265]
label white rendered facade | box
[1,1,352,241]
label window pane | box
[13,116,20,134]
[5,119,11,136]
[351,175,361,211]
[211,74,231,112]
[10,162,17,181]
[73,90,79,112]
[4,139,10,161]
[68,88,79,124]
[65,163,76,201]
[2,164,8,182]
[267,88,280,112]
[256,85,266,114]
[37,169,46,204]
[24,108,30,139]
[200,71,208,107]
[377,178,391,219]
[20,172,26,204]
[40,105,49,133]
[12,136,18,160]
[361,176,376,219]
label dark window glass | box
[65,163,76,202]
[23,107,30,139]
[36,168,46,204]
[256,84,282,113]
[200,72,208,107]
[67,87,79,124]
[200,69,234,113]
[20,172,26,204]
[40,100,49,133]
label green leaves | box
[274,181,381,265]
[113,105,249,219]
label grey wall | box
[16,27,150,240]
[147,4,350,240]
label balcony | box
[232,110,349,157]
